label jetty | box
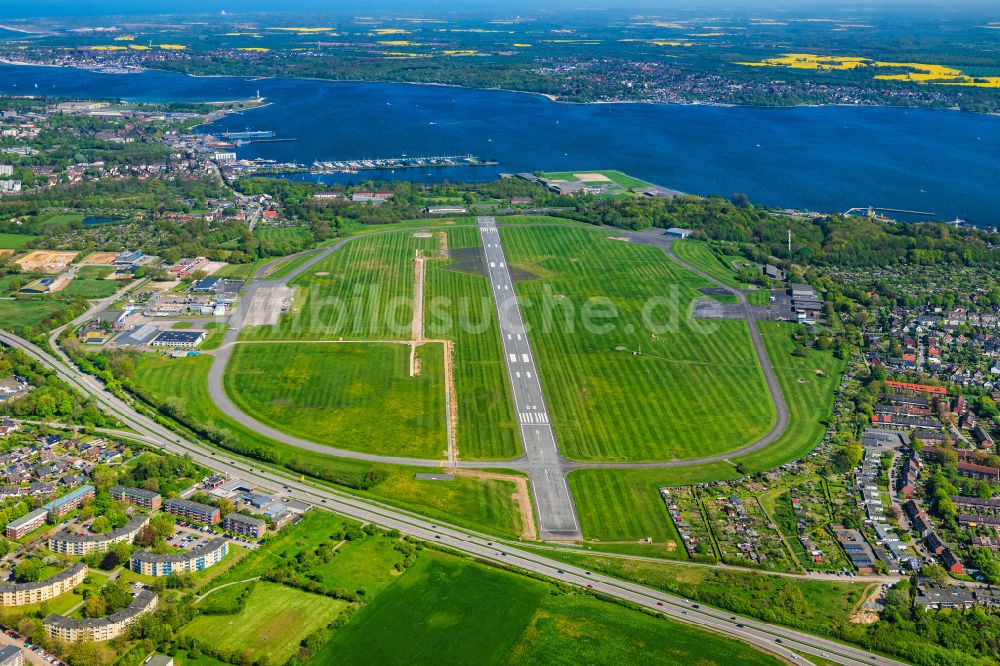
[844,206,936,217]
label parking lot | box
[172,519,261,550]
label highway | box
[0,329,901,666]
[478,216,581,540]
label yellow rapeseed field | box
[735,53,1000,87]
[114,35,135,41]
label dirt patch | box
[574,172,611,183]
[81,251,116,265]
[16,250,79,274]
[144,280,180,292]
[450,468,537,541]
[442,247,488,277]
[438,231,449,258]
[849,583,884,625]
[314,271,329,276]
[607,236,629,242]
[413,232,432,238]
[202,261,228,276]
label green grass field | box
[264,250,319,280]
[225,341,448,459]
[183,581,348,664]
[257,226,313,243]
[197,580,255,614]
[0,299,64,332]
[38,213,84,226]
[671,239,744,288]
[0,232,40,249]
[213,261,262,279]
[243,231,435,341]
[500,225,774,462]
[566,321,843,542]
[426,227,519,460]
[59,265,119,299]
[132,355,524,537]
[310,550,779,665]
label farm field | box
[425,227,519,460]
[182,581,348,664]
[224,341,448,459]
[131,355,525,538]
[566,321,842,542]
[500,225,774,462]
[0,232,41,249]
[243,231,435,341]
[310,550,780,666]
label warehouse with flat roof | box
[150,330,206,348]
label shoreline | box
[0,57,993,117]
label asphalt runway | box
[477,217,582,540]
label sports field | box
[425,227,519,460]
[310,550,780,665]
[566,322,843,542]
[132,355,525,537]
[182,581,347,664]
[224,341,448,458]
[500,225,775,461]
[537,169,652,189]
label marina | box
[310,154,496,174]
